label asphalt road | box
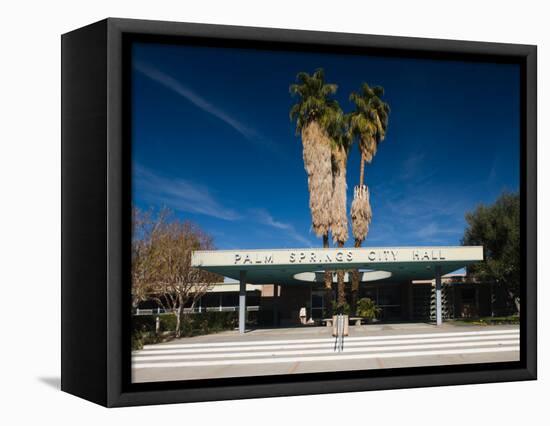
[132,323,519,383]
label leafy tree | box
[132,207,220,336]
[131,207,161,308]
[462,192,520,313]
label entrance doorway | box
[360,284,402,321]
[311,290,325,320]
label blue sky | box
[131,42,520,250]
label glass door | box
[311,290,325,320]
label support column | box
[239,270,247,334]
[407,281,414,321]
[272,284,279,327]
[435,265,442,326]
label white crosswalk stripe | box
[133,329,519,369]
[141,329,518,349]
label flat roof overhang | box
[191,246,483,285]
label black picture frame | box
[61,17,537,407]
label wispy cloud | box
[400,152,426,180]
[250,208,313,247]
[413,222,463,242]
[487,158,498,184]
[134,165,313,247]
[134,165,241,221]
[134,61,280,153]
[364,177,469,246]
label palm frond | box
[348,82,390,161]
[351,186,372,242]
[289,68,342,134]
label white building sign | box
[192,246,483,268]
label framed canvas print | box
[61,18,537,407]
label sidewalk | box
[132,323,520,383]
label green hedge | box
[451,315,520,326]
[131,312,238,350]
[132,314,179,333]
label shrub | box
[132,315,156,332]
[131,330,145,351]
[356,298,381,320]
[196,311,237,332]
[332,301,351,315]
[159,314,177,332]
[131,311,238,340]
[453,315,520,326]
[179,317,194,336]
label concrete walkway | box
[132,323,519,383]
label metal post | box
[334,314,345,352]
[239,271,247,334]
[435,265,442,326]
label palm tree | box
[330,114,351,307]
[290,69,342,310]
[348,83,390,312]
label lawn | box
[450,315,520,326]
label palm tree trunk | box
[323,233,333,315]
[359,152,365,188]
[351,238,362,314]
[337,241,346,306]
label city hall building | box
[184,245,516,333]
[136,246,515,333]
